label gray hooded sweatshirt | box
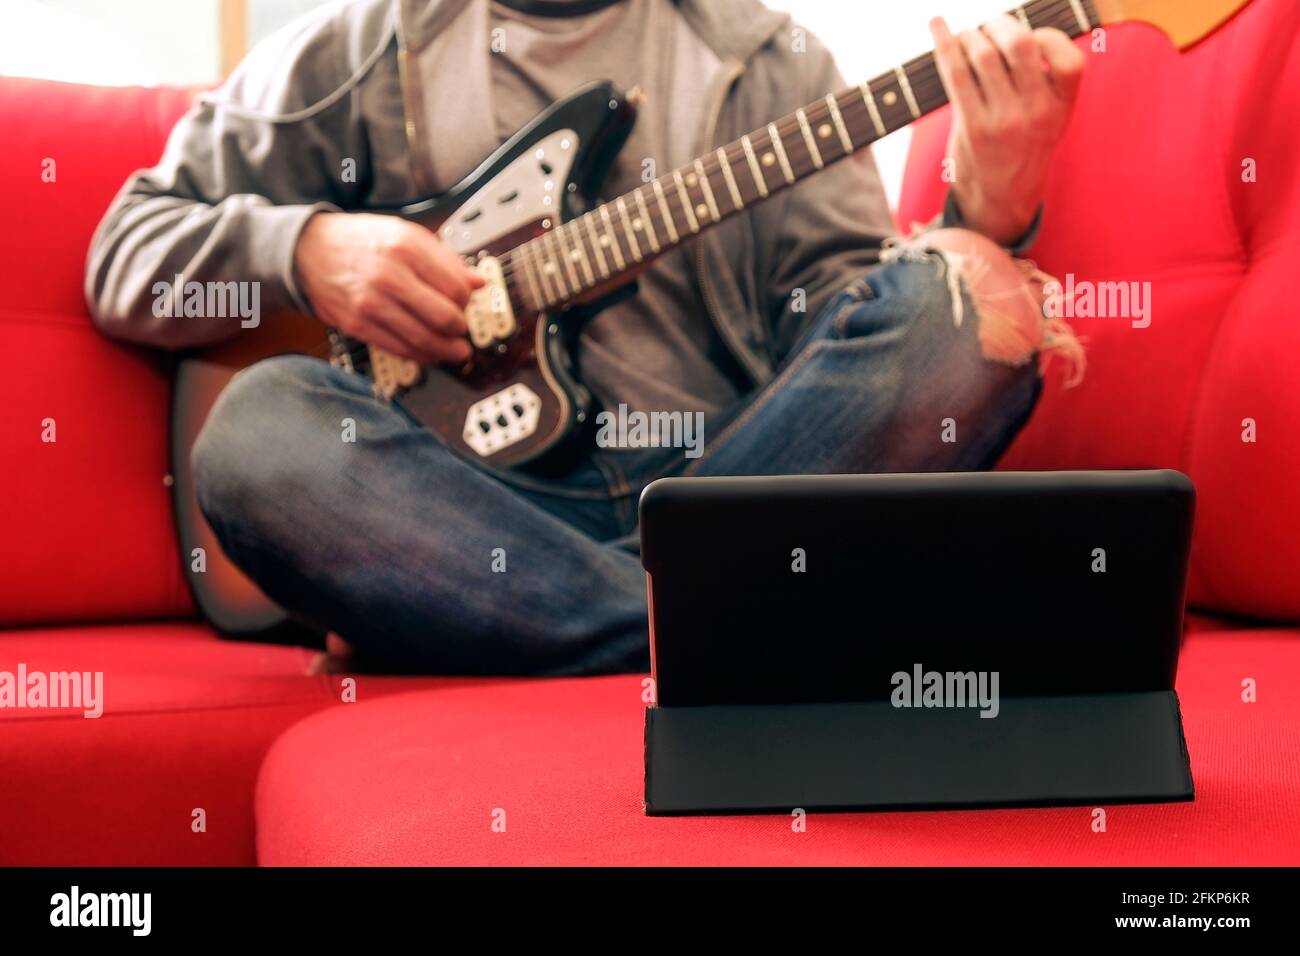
[85,0,912,393]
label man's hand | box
[294,212,484,364]
[930,15,1086,246]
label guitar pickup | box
[465,255,517,349]
[463,383,541,458]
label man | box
[86,0,1085,674]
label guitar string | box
[344,3,1095,380]
[350,0,1085,361]
[494,0,1085,295]
[495,80,1029,308]
[348,0,1086,361]
[489,0,1083,308]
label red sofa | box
[3,0,1299,866]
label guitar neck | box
[504,0,1098,312]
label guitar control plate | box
[440,129,578,254]
[463,382,542,458]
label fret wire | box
[599,204,626,271]
[564,219,595,286]
[794,108,824,169]
[716,147,745,210]
[1030,0,1089,33]
[566,223,592,287]
[583,211,609,280]
[633,188,661,254]
[614,196,642,261]
[1068,0,1091,32]
[672,170,700,233]
[835,109,876,157]
[521,232,550,299]
[548,231,574,298]
[535,239,559,303]
[831,104,860,154]
[519,249,544,309]
[858,83,886,138]
[515,235,547,301]
[780,118,817,178]
[766,123,796,185]
[651,178,680,244]
[496,247,523,305]
[553,225,580,290]
[824,94,854,154]
[776,129,801,179]
[511,240,545,305]
[1082,0,1100,32]
[1024,0,1063,31]
[834,87,878,135]
[871,74,916,130]
[894,66,922,119]
[653,158,728,240]
[694,158,721,223]
[650,179,691,238]
[1034,0,1081,32]
[740,135,769,198]
[540,226,572,300]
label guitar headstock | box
[1091,0,1255,50]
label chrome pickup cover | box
[465,255,516,349]
[463,382,542,458]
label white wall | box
[2,0,220,86]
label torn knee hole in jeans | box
[882,232,1086,388]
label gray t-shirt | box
[487,0,747,418]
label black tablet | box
[639,470,1196,814]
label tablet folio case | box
[640,472,1196,815]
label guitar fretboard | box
[501,0,1098,312]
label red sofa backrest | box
[899,0,1300,621]
[0,78,197,626]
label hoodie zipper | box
[394,12,436,197]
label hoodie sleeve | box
[84,7,395,349]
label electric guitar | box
[170,0,1254,635]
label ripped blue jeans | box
[193,253,1042,675]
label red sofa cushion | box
[0,78,198,626]
[897,0,1300,621]
[254,629,1300,866]
[0,622,476,865]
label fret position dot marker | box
[695,203,709,220]
[883,91,898,107]
[762,153,776,167]
[685,172,698,187]
[817,123,832,139]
